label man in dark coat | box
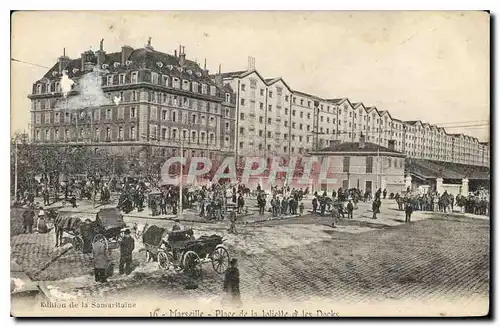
[405,201,414,224]
[372,197,381,219]
[312,197,318,214]
[80,219,94,254]
[383,188,387,199]
[22,207,35,234]
[223,258,241,307]
[119,229,135,275]
[237,193,245,214]
[346,200,354,219]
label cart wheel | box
[182,251,202,279]
[211,245,230,274]
[72,236,83,251]
[158,251,174,270]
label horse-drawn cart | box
[142,226,230,278]
[54,206,127,252]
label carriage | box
[91,207,127,250]
[54,206,127,251]
[142,226,230,278]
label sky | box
[10,11,490,141]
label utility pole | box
[179,137,184,219]
[14,136,18,201]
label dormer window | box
[125,60,132,66]
[119,74,125,84]
[182,80,190,91]
[156,62,163,68]
[163,75,169,87]
[201,84,207,94]
[113,62,120,68]
[36,84,42,94]
[52,71,58,77]
[195,72,202,77]
[192,82,198,93]
[187,69,193,75]
[102,64,109,69]
[72,68,79,74]
[167,65,173,70]
[225,93,231,103]
[151,72,159,84]
[107,75,113,86]
[131,72,138,84]
[173,78,180,88]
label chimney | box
[247,56,255,71]
[215,64,223,86]
[359,133,366,149]
[174,49,177,57]
[388,140,395,151]
[58,48,71,73]
[179,45,186,66]
[95,39,106,67]
[203,58,209,75]
[121,45,133,65]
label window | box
[162,110,167,120]
[293,97,296,104]
[268,105,272,112]
[239,142,244,149]
[107,75,113,86]
[366,157,373,173]
[259,116,264,124]
[300,99,303,106]
[54,112,60,123]
[267,118,272,125]
[285,108,288,115]
[267,144,271,151]
[343,156,350,173]
[240,113,245,120]
[192,114,197,124]
[308,101,311,107]
[267,131,272,138]
[285,95,289,102]
[200,132,206,142]
[307,113,311,119]
[172,129,177,139]
[118,127,123,139]
[172,111,176,122]
[182,80,190,90]
[225,93,231,103]
[299,123,303,130]
[150,107,157,120]
[240,98,245,106]
[292,110,296,116]
[106,109,112,120]
[284,121,288,127]
[106,128,111,139]
[191,131,197,142]
[119,74,125,84]
[240,127,244,136]
[259,130,263,137]
[241,84,246,91]
[259,102,264,110]
[131,72,138,84]
[54,129,59,140]
[260,89,264,96]
[292,122,296,129]
[202,84,207,94]
[225,122,230,131]
[130,127,136,140]
[269,91,273,98]
[132,91,137,101]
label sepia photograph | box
[9,10,490,317]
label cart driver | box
[172,219,184,231]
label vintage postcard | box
[10,11,490,317]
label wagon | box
[142,226,230,278]
[91,207,127,251]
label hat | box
[124,229,131,235]
[230,258,238,265]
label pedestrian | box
[312,197,318,214]
[346,200,354,219]
[36,206,45,231]
[22,207,34,234]
[299,202,304,215]
[228,209,237,234]
[119,229,135,275]
[223,258,241,307]
[92,238,109,283]
[383,188,387,199]
[372,197,381,219]
[405,202,413,224]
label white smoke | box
[56,67,112,110]
[60,71,74,98]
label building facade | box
[309,138,407,195]
[28,41,237,168]
[214,57,489,168]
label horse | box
[53,214,83,247]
